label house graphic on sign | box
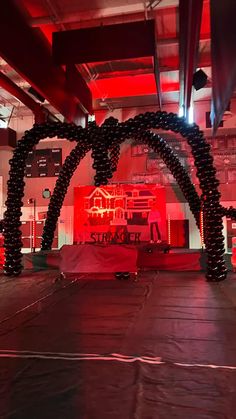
[84,186,126,223]
[84,186,157,224]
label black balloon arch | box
[2,110,235,281]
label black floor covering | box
[0,271,236,418]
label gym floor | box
[0,270,236,418]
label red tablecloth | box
[60,244,138,273]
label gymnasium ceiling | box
[0,0,212,124]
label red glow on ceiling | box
[159,56,179,70]
[21,0,56,43]
[22,0,47,18]
[89,74,179,99]
[156,7,177,39]
[90,74,157,99]
[40,25,56,44]
[90,57,153,69]
[200,0,210,37]
[162,81,179,92]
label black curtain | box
[210,0,236,132]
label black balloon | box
[3,112,228,281]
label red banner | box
[74,184,166,244]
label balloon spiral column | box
[3,122,88,275]
[119,112,226,281]
[221,206,236,220]
[92,117,121,186]
[3,111,227,281]
[41,118,121,248]
[90,111,226,280]
[137,130,201,228]
[41,141,92,251]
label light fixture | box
[42,188,51,199]
[188,106,194,124]
[178,107,184,118]
[88,114,95,122]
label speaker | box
[28,87,45,103]
[193,69,208,90]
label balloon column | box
[3,122,88,275]
[42,118,121,249]
[221,206,236,220]
[41,140,91,251]
[138,130,201,228]
[3,111,228,281]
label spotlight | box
[178,107,184,118]
[188,106,194,124]
[192,69,208,91]
[88,114,95,123]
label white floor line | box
[0,349,235,370]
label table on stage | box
[60,243,138,274]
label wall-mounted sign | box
[25,148,62,177]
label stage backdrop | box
[74,184,166,244]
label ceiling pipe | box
[179,0,203,120]
[154,46,162,110]
[147,0,162,10]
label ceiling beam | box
[53,20,156,64]
[158,33,210,46]
[0,71,45,122]
[53,19,162,110]
[0,0,92,122]
[31,4,149,26]
[179,0,203,119]
[66,65,93,115]
[30,2,179,27]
